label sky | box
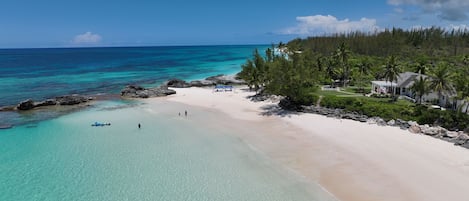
[1,0,469,48]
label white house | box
[371,72,466,111]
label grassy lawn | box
[313,90,350,96]
[316,86,416,107]
[342,86,372,94]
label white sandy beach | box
[155,86,469,201]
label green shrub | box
[320,96,416,121]
[292,88,319,106]
[319,95,468,131]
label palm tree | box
[429,62,453,107]
[410,76,430,104]
[382,55,402,95]
[453,71,469,113]
[354,57,372,93]
[356,57,372,77]
[334,42,351,87]
[413,56,429,75]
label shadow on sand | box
[258,104,299,118]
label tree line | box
[238,27,469,112]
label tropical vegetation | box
[238,27,469,131]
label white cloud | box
[281,15,381,36]
[387,0,469,21]
[72,32,102,44]
[394,7,404,13]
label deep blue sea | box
[0,45,267,107]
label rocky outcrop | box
[55,95,91,105]
[121,85,176,98]
[35,99,58,107]
[205,74,245,85]
[409,125,421,133]
[189,80,215,87]
[17,99,35,110]
[163,74,246,88]
[15,95,93,111]
[165,79,191,88]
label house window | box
[402,88,406,93]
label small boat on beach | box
[91,122,111,127]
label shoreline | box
[160,86,469,201]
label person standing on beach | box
[185,110,187,117]
[138,123,141,129]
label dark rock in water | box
[165,79,191,88]
[147,86,176,97]
[0,124,13,129]
[35,99,57,107]
[14,95,93,111]
[17,99,35,110]
[189,80,215,87]
[121,85,176,98]
[55,95,91,105]
[204,74,245,85]
[121,85,144,96]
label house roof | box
[371,81,397,87]
[372,72,427,88]
[396,72,428,88]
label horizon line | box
[0,43,274,50]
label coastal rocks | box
[376,118,387,126]
[387,119,396,126]
[35,99,58,107]
[445,131,460,138]
[421,125,440,136]
[189,80,215,87]
[281,100,469,149]
[55,95,91,105]
[165,79,191,88]
[15,95,93,111]
[163,74,247,88]
[205,74,245,85]
[299,105,369,122]
[17,99,35,110]
[454,134,469,146]
[279,98,302,111]
[409,125,421,134]
[121,85,176,98]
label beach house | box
[371,72,460,108]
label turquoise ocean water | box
[0,45,266,126]
[0,46,335,200]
